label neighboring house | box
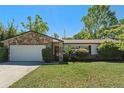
[1,31,64,62]
[63,39,121,55]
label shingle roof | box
[63,39,121,44]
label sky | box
[0,5,124,38]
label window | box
[89,45,91,54]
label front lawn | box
[10,62,124,88]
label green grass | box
[10,62,124,88]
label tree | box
[52,33,59,39]
[74,5,118,39]
[73,29,92,39]
[21,15,49,34]
[115,34,124,41]
[6,19,17,38]
[74,24,124,40]
[119,18,124,24]
[0,19,18,40]
[97,24,124,40]
[0,22,5,41]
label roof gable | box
[1,31,63,42]
[1,31,54,46]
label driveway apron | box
[0,62,40,88]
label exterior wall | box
[1,31,63,61]
[64,43,99,55]
[91,44,98,55]
[64,44,90,49]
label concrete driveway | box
[0,62,41,88]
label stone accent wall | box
[3,31,53,47]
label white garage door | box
[10,45,46,61]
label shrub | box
[63,53,69,61]
[63,47,76,61]
[75,48,89,57]
[63,48,89,61]
[0,43,4,47]
[118,42,124,58]
[97,41,121,58]
[75,48,89,60]
[42,47,52,62]
[0,47,8,62]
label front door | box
[54,46,59,61]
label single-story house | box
[63,39,121,55]
[0,31,122,62]
[1,31,64,62]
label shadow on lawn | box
[40,60,124,65]
[0,61,69,66]
[70,60,124,63]
[1,60,124,66]
[0,61,42,66]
